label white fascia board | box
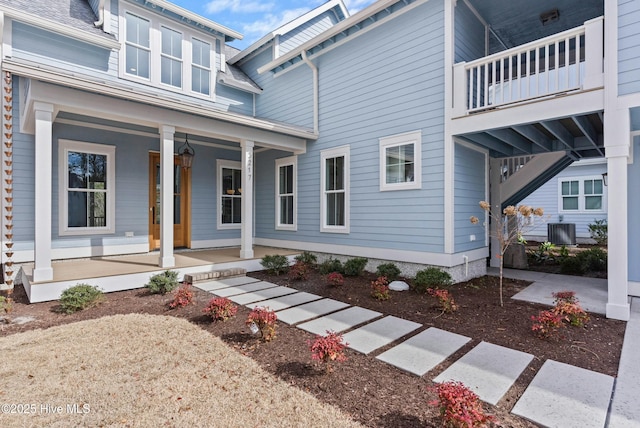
[229,0,349,65]
[4,59,317,141]
[134,0,242,40]
[217,75,263,95]
[257,0,429,75]
[1,5,120,50]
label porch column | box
[240,140,254,259]
[488,158,502,268]
[159,125,175,268]
[605,111,630,321]
[32,102,54,282]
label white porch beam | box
[240,140,254,259]
[159,125,175,268]
[32,102,54,282]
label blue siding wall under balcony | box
[619,0,640,95]
[454,144,486,253]
[255,1,447,254]
[455,0,485,63]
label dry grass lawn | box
[0,314,362,428]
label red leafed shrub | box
[247,306,278,341]
[555,301,590,327]
[370,276,390,301]
[309,330,348,373]
[427,288,458,313]
[326,272,344,286]
[430,381,495,427]
[202,297,238,321]
[168,283,194,309]
[531,309,564,339]
[288,261,310,281]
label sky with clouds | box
[170,0,377,49]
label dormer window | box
[121,8,216,99]
[125,13,150,78]
[161,26,183,88]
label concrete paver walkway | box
[297,307,382,335]
[433,341,534,405]
[195,271,639,428]
[512,360,614,428]
[343,316,422,355]
[376,327,471,376]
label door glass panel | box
[154,161,181,225]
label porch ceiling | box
[467,0,603,52]
[456,111,604,159]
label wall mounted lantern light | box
[601,172,608,186]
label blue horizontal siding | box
[279,11,340,56]
[519,161,608,239]
[619,0,640,95]
[455,0,485,62]
[254,1,447,254]
[454,144,486,252]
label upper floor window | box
[379,131,422,191]
[161,26,183,88]
[217,160,241,229]
[559,176,604,212]
[321,146,350,233]
[275,156,297,230]
[59,140,116,236]
[192,38,211,96]
[125,13,150,78]
[121,8,215,99]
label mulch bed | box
[0,269,626,428]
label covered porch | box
[19,246,300,303]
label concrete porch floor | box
[18,246,299,303]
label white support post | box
[452,62,467,117]
[159,125,175,268]
[605,111,630,321]
[32,102,54,282]
[489,158,502,268]
[240,140,254,259]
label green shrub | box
[413,268,453,293]
[560,256,585,275]
[294,251,317,266]
[376,263,401,282]
[260,254,289,275]
[145,270,180,294]
[577,247,607,272]
[588,219,608,246]
[343,257,368,276]
[59,284,103,314]
[318,258,343,275]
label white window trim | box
[379,130,422,191]
[558,175,607,213]
[320,145,350,234]
[217,159,241,230]
[123,11,151,81]
[58,140,116,236]
[275,156,297,231]
[119,4,217,101]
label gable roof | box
[0,0,118,48]
[229,0,349,65]
[218,45,263,94]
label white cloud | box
[205,0,274,14]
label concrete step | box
[184,267,247,284]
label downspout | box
[94,0,105,28]
[301,51,319,135]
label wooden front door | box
[149,152,190,250]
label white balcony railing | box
[453,16,604,116]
